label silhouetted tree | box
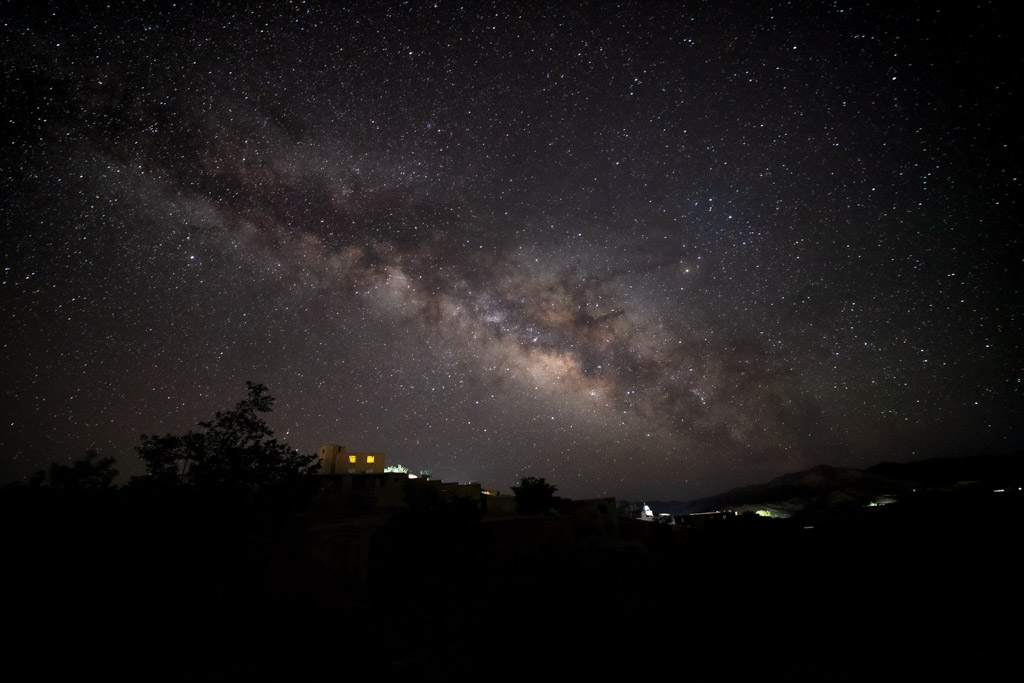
[617,500,639,518]
[511,476,558,515]
[26,450,119,490]
[135,382,318,491]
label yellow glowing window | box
[349,455,356,463]
[367,456,375,463]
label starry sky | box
[3,1,1020,501]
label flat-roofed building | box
[318,443,386,474]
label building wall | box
[314,474,488,515]
[564,497,619,535]
[318,443,386,474]
[483,494,517,517]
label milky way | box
[3,2,1020,499]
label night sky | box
[3,1,1020,501]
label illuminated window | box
[367,455,375,464]
[349,455,356,463]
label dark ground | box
[3,484,1019,681]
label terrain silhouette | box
[3,397,1019,681]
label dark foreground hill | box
[2,467,1020,682]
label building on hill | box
[318,443,386,474]
[313,472,484,513]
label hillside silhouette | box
[3,409,1020,682]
